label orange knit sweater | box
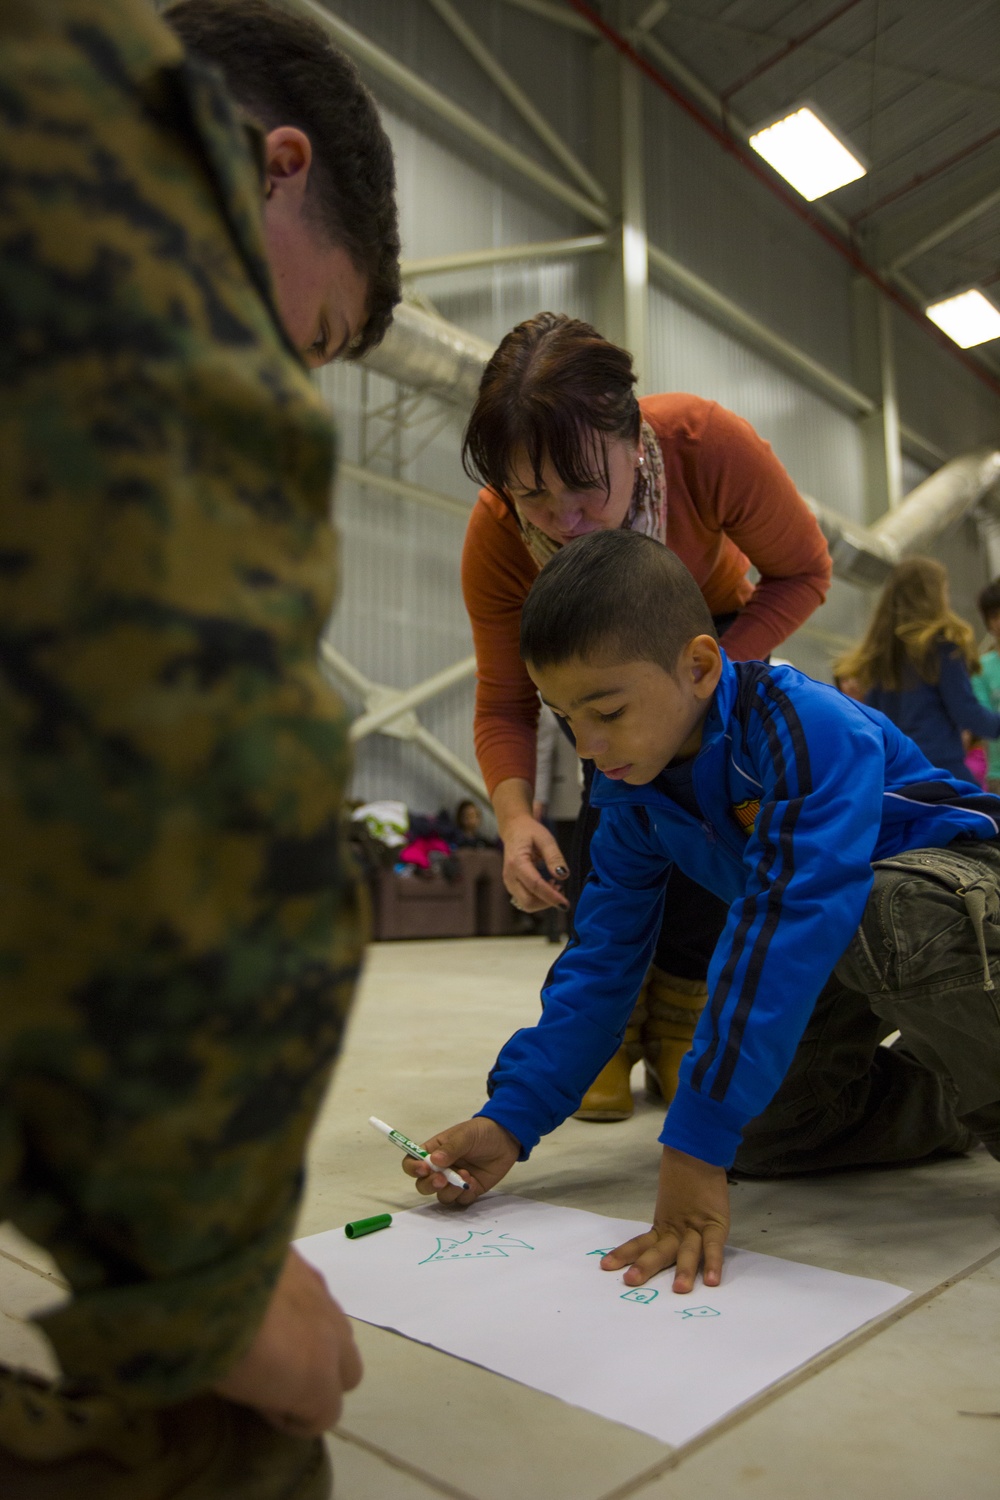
[461,393,833,797]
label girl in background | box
[835,557,1000,782]
[972,577,1000,794]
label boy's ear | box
[686,635,723,698]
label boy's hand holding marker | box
[402,1117,520,1203]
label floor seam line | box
[592,1238,1000,1500]
[332,1426,484,1500]
[0,1249,68,1289]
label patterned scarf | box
[514,419,667,569]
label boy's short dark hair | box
[978,577,1000,625]
[165,0,400,357]
[520,530,717,675]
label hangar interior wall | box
[315,0,1000,813]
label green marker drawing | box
[586,1248,615,1256]
[419,1230,535,1264]
[675,1305,720,1319]
[344,1213,392,1239]
[621,1288,659,1305]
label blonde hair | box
[835,556,980,695]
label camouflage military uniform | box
[0,0,362,1492]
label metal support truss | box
[889,184,1000,272]
[425,0,606,207]
[338,462,470,522]
[320,641,487,803]
[288,0,609,228]
[400,234,608,281]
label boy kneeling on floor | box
[404,531,1000,1292]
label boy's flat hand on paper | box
[601,1146,730,1293]
[213,1247,362,1436]
[403,1118,521,1204]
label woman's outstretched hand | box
[501,810,570,911]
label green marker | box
[344,1213,392,1240]
[369,1115,469,1189]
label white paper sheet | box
[297,1195,909,1447]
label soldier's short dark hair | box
[978,578,1000,625]
[520,531,717,676]
[165,0,400,357]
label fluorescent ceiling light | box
[925,288,1000,349]
[748,105,866,201]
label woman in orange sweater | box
[462,313,832,1121]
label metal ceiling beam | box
[425,0,606,206]
[642,10,1000,105]
[718,0,866,104]
[348,654,478,742]
[646,243,875,417]
[850,124,1000,228]
[634,2,670,35]
[871,158,1000,269]
[493,0,597,36]
[889,184,1000,272]
[320,642,488,802]
[401,234,609,279]
[339,461,471,520]
[288,0,609,229]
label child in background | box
[972,577,1000,794]
[454,799,497,848]
[835,557,1000,782]
[405,533,1000,1294]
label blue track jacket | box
[479,655,1000,1168]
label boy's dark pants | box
[734,840,1000,1176]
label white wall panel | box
[643,85,856,385]
[891,306,1000,459]
[647,286,868,522]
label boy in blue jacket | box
[405,532,1000,1294]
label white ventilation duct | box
[362,300,495,411]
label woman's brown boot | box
[643,968,708,1104]
[573,995,647,1121]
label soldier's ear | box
[262,127,313,207]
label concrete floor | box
[2,935,999,1498]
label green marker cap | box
[344,1213,392,1240]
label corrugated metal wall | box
[313,0,1000,812]
[316,60,597,813]
[643,82,857,385]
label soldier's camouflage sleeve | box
[0,0,363,1409]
